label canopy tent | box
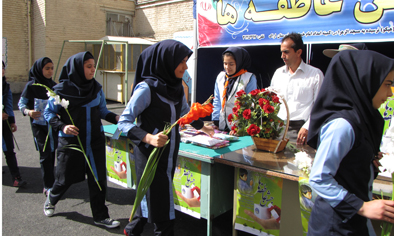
[55,36,156,103]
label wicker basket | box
[251,91,290,153]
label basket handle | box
[260,90,290,141]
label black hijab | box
[53,51,101,109]
[222,47,252,99]
[307,50,394,154]
[131,39,192,102]
[2,61,9,96]
[22,57,56,100]
[222,47,251,77]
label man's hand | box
[297,128,308,145]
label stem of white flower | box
[6,120,19,150]
[64,109,102,191]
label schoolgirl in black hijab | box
[54,51,101,109]
[2,61,10,97]
[212,47,257,131]
[222,47,252,95]
[308,50,394,152]
[43,51,120,228]
[20,57,56,114]
[307,50,394,235]
[19,57,56,192]
[120,40,214,236]
[3,61,26,187]
[131,39,192,102]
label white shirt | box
[270,60,324,130]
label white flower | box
[53,95,61,105]
[60,98,69,109]
[53,96,69,109]
[380,154,394,174]
[294,151,312,175]
[46,90,57,98]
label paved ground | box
[2,94,236,236]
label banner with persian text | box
[197,0,394,47]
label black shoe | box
[13,177,27,187]
[94,218,120,228]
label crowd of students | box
[3,34,394,235]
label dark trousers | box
[125,214,175,236]
[39,149,55,189]
[3,124,20,180]
[49,168,109,222]
[3,150,20,179]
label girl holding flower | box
[18,57,57,196]
[307,50,394,235]
[212,47,257,132]
[118,40,214,236]
[43,51,120,228]
[2,61,26,187]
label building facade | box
[3,0,194,93]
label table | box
[215,144,393,236]
[103,125,392,236]
[103,124,236,236]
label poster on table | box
[106,136,134,188]
[173,156,202,219]
[235,168,283,236]
[298,177,317,236]
[197,0,394,47]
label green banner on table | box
[298,177,317,236]
[106,136,130,188]
[173,156,202,218]
[235,168,283,236]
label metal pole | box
[124,43,128,104]
[54,40,67,82]
[192,18,198,104]
[95,40,105,79]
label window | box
[106,13,134,37]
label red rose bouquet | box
[228,88,285,139]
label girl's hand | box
[28,110,41,120]
[10,123,17,132]
[200,125,215,137]
[2,112,8,120]
[229,130,238,136]
[143,132,168,147]
[358,200,394,223]
[63,125,79,136]
[372,152,384,172]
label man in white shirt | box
[270,33,324,145]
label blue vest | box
[309,130,374,235]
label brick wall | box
[3,0,135,92]
[2,0,195,92]
[43,0,136,83]
[134,0,194,41]
[2,0,30,92]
